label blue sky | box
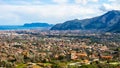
[0,0,120,25]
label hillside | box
[51,10,120,32]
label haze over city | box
[0,0,120,25]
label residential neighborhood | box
[0,30,119,68]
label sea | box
[0,26,46,30]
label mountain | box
[23,23,53,27]
[108,20,120,32]
[50,10,120,32]
[84,10,120,31]
[51,19,82,30]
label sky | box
[0,0,120,25]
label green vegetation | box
[16,63,26,68]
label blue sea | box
[0,26,45,30]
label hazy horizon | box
[0,0,120,25]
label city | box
[0,30,119,68]
[0,0,120,68]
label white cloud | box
[0,0,119,25]
[74,0,99,5]
[108,0,120,4]
[75,0,87,5]
[52,0,68,4]
[0,4,102,25]
[101,0,120,11]
[91,0,98,2]
[108,0,115,2]
[0,0,43,5]
[98,0,120,12]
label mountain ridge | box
[50,10,120,33]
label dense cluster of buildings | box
[0,30,119,67]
